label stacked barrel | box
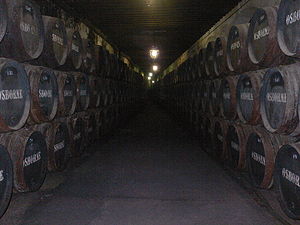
[0,0,145,218]
[153,0,300,220]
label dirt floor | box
[1,103,287,225]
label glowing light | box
[148,77,151,80]
[150,49,159,59]
[149,72,153,77]
[153,65,158,71]
[152,81,155,84]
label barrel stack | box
[0,0,146,218]
[152,0,300,219]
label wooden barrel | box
[56,71,76,117]
[191,54,200,81]
[226,123,251,169]
[208,79,221,116]
[246,126,291,189]
[200,80,210,114]
[74,72,90,111]
[212,119,228,160]
[84,111,97,146]
[0,58,30,132]
[205,41,216,77]
[248,7,289,67]
[1,0,43,61]
[0,127,47,192]
[82,39,96,74]
[200,116,213,154]
[198,48,207,78]
[277,0,300,58]
[260,64,300,134]
[96,45,110,77]
[24,65,58,124]
[213,37,229,76]
[38,121,70,172]
[0,144,12,217]
[68,114,86,157]
[275,141,300,219]
[236,70,265,125]
[89,75,101,108]
[0,0,7,44]
[226,24,255,73]
[61,29,83,70]
[37,16,68,68]
[220,76,238,120]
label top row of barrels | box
[0,0,130,77]
[174,0,300,80]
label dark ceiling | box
[61,0,241,72]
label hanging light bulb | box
[153,65,158,71]
[150,49,159,59]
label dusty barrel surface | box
[38,16,68,68]
[43,122,70,171]
[0,128,47,192]
[248,7,289,67]
[246,127,290,189]
[0,144,12,218]
[1,0,43,61]
[212,119,228,160]
[0,58,30,132]
[213,36,229,76]
[24,65,58,124]
[67,115,86,157]
[62,29,83,70]
[208,79,221,116]
[205,41,216,77]
[236,70,265,125]
[220,76,237,120]
[227,23,254,73]
[226,123,251,169]
[277,0,300,58]
[74,72,90,111]
[82,39,96,74]
[96,45,110,77]
[275,142,300,219]
[260,64,300,134]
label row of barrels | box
[0,57,144,133]
[0,0,137,82]
[163,63,300,137]
[0,98,143,218]
[154,80,300,219]
[164,0,300,83]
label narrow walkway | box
[5,104,279,225]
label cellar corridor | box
[2,103,280,225]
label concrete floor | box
[2,104,281,225]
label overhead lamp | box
[150,49,159,59]
[153,65,158,72]
[148,77,151,80]
[152,81,155,84]
[149,72,153,77]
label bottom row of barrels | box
[0,102,140,218]
[191,115,300,220]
